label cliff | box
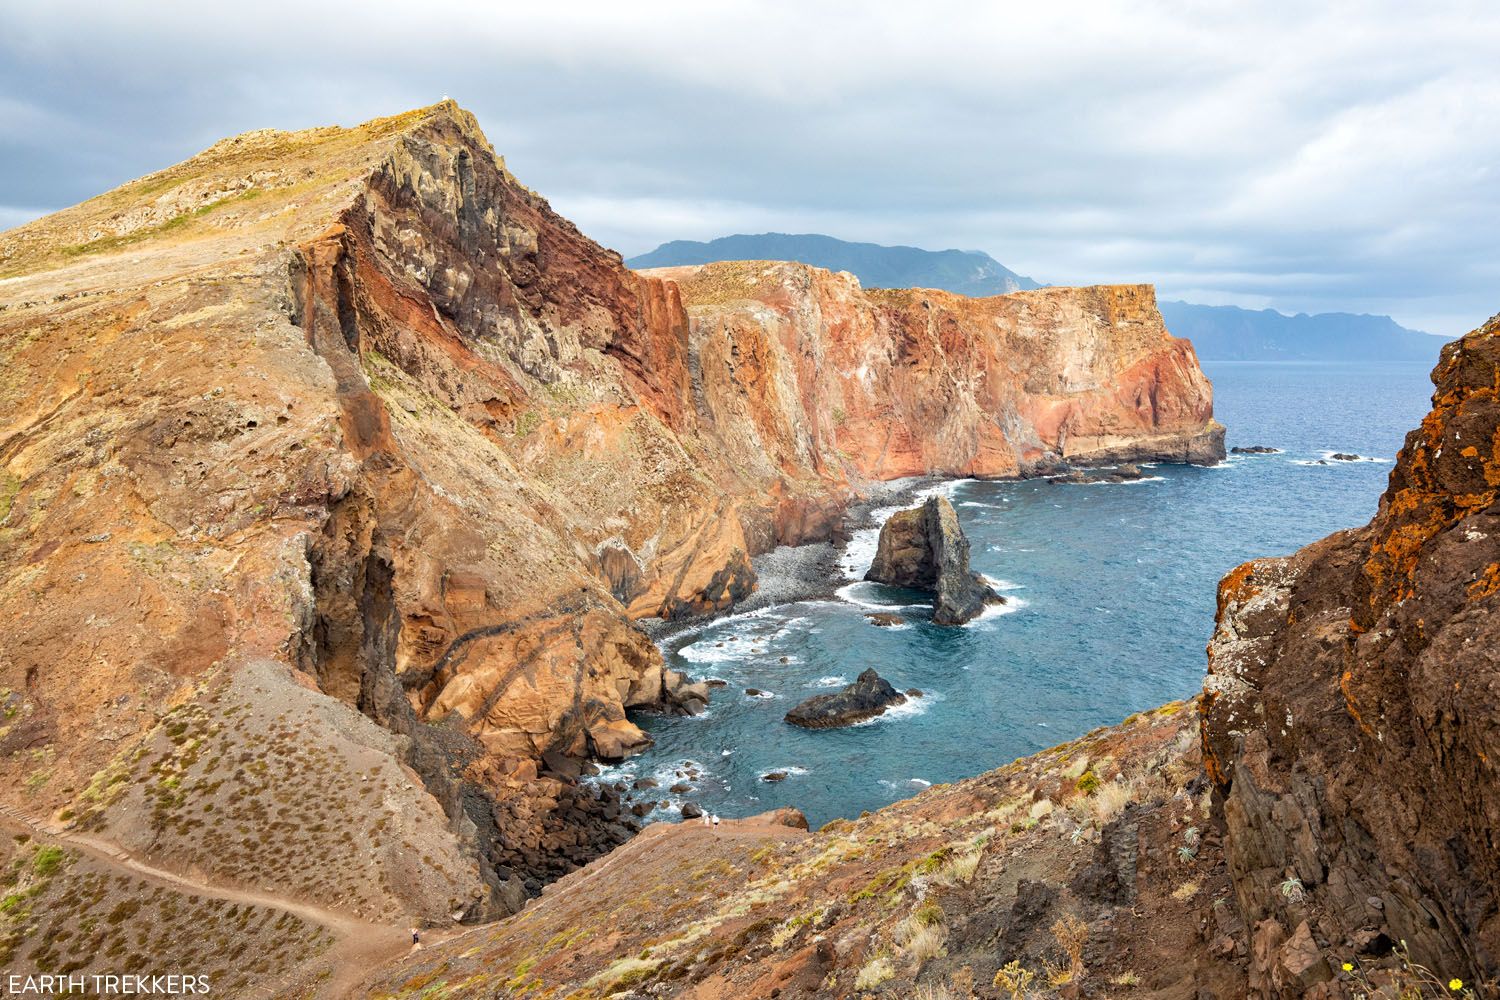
[0,102,1220,932]
[1202,312,1500,995]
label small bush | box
[854,956,895,989]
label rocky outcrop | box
[644,260,1226,480]
[1201,312,1499,995]
[0,101,1221,917]
[866,495,1002,624]
[784,668,906,728]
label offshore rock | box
[784,668,906,728]
[865,495,1002,624]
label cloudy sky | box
[3,1,1497,335]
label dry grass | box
[896,913,948,966]
[854,955,895,989]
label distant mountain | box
[627,233,1042,296]
[1159,300,1445,364]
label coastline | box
[635,475,945,647]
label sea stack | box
[865,495,1003,625]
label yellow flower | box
[1341,962,1353,972]
[1449,979,1463,991]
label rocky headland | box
[0,101,1229,989]
[357,312,1496,999]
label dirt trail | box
[0,802,416,998]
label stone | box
[1230,445,1280,454]
[784,669,906,729]
[865,495,1003,625]
[865,612,906,627]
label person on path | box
[410,927,421,949]
[711,814,720,836]
[702,812,711,829]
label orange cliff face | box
[645,262,1223,495]
[1201,313,1499,992]
[0,102,1220,910]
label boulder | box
[1048,463,1145,484]
[1230,445,1280,454]
[1328,452,1361,461]
[761,770,789,782]
[784,669,907,729]
[865,612,906,627]
[744,807,811,830]
[680,802,703,820]
[662,669,711,715]
[865,495,1003,625]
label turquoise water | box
[603,361,1441,828]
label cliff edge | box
[0,102,1221,927]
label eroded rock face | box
[784,668,906,728]
[644,261,1226,481]
[1201,313,1497,994]
[0,101,1221,913]
[866,495,1001,624]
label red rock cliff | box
[1202,312,1500,995]
[0,102,1220,909]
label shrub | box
[32,846,65,877]
[854,956,894,989]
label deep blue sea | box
[602,361,1440,828]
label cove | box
[603,360,1440,828]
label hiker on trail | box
[411,927,421,947]
[711,814,720,835]
[702,812,711,829]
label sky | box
[2,1,1497,336]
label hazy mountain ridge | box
[1159,299,1446,363]
[627,232,1042,296]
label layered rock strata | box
[1202,313,1500,994]
[0,102,1222,913]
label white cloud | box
[1,0,1497,334]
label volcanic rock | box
[0,99,1223,927]
[784,669,906,729]
[1049,463,1146,484]
[865,495,1003,625]
[865,612,906,627]
[1202,313,1500,990]
[1328,451,1362,461]
[1230,445,1280,454]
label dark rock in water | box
[630,802,653,817]
[632,777,658,791]
[866,612,906,627]
[761,770,789,782]
[680,802,703,820]
[745,687,765,697]
[784,668,907,729]
[669,782,691,794]
[1329,452,1362,461]
[905,688,924,698]
[779,656,790,663]
[704,678,727,689]
[1049,463,1145,484]
[865,495,1003,625]
[1231,445,1280,454]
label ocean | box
[599,360,1441,828]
